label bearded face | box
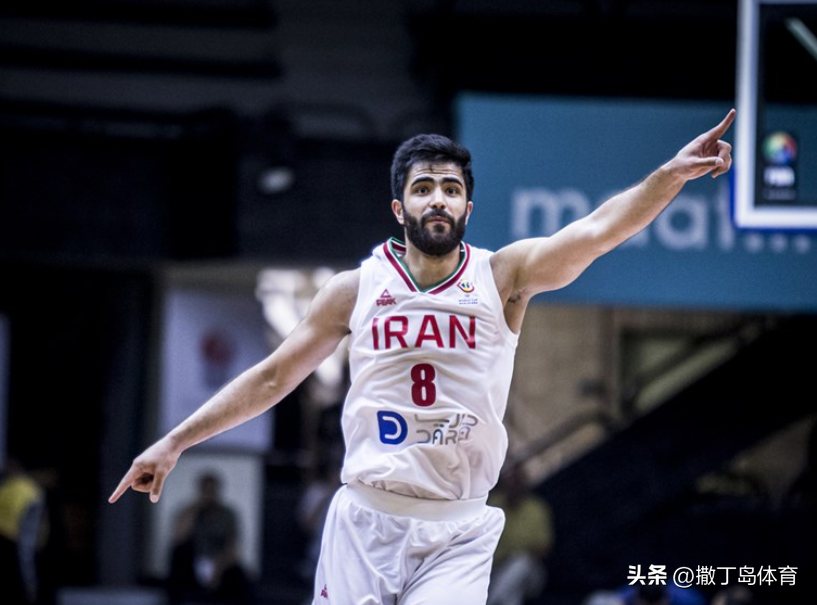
[401,204,467,256]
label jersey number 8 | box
[411,363,437,407]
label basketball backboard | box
[734,0,817,230]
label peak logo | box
[376,289,397,306]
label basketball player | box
[109,109,735,604]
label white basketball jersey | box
[341,238,519,500]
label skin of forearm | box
[162,278,351,458]
[164,360,286,454]
[589,161,688,254]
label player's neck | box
[400,239,464,290]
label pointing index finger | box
[108,470,136,503]
[708,108,736,139]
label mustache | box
[422,209,454,225]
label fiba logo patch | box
[761,131,798,203]
[763,131,797,166]
[457,279,475,293]
[377,411,407,444]
[457,279,479,306]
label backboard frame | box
[734,0,817,230]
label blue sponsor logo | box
[377,411,407,445]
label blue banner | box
[456,94,817,312]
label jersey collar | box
[383,237,471,294]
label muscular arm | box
[109,269,359,503]
[493,109,735,331]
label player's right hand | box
[108,438,180,504]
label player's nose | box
[430,186,446,208]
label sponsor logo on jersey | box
[376,289,397,306]
[377,410,480,446]
[378,411,408,444]
[414,412,479,445]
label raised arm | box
[108,269,359,504]
[493,109,735,326]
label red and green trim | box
[383,237,471,294]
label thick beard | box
[403,206,467,256]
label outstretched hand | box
[108,437,180,504]
[671,108,736,180]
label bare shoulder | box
[322,268,361,303]
[490,239,534,267]
[309,268,361,329]
[489,239,539,302]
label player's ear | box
[465,200,473,224]
[392,199,405,225]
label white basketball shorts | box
[310,482,505,605]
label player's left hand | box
[671,108,735,180]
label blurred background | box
[0,2,815,605]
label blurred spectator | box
[296,401,344,603]
[486,462,553,605]
[167,471,253,604]
[710,585,754,605]
[0,457,49,605]
[296,453,342,584]
[632,584,670,605]
[786,419,817,508]
[583,590,625,605]
[616,583,706,605]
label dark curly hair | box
[390,133,474,202]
